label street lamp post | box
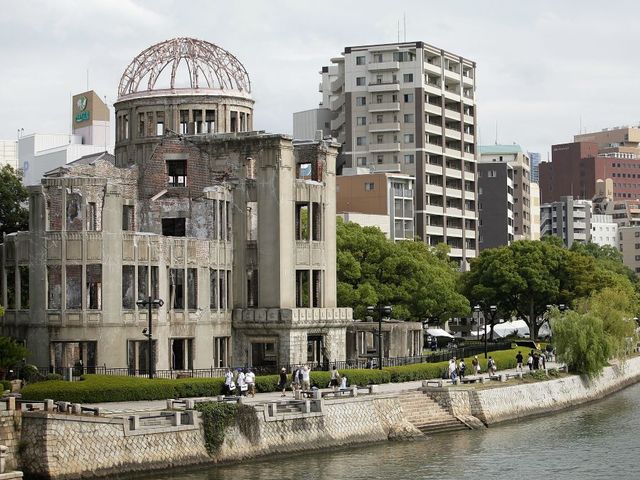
[486,305,497,359]
[367,305,393,370]
[473,304,481,342]
[136,296,164,379]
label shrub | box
[194,401,238,454]
[1,380,11,392]
[254,374,279,393]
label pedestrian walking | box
[516,351,524,372]
[224,368,235,395]
[488,356,497,374]
[301,365,311,390]
[340,376,347,389]
[245,368,256,397]
[527,352,534,371]
[472,355,479,374]
[291,366,301,392]
[448,358,457,381]
[278,368,288,397]
[459,358,466,379]
[330,365,341,388]
[237,369,247,396]
[540,351,547,370]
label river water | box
[126,383,640,480]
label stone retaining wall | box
[0,406,21,471]
[424,356,640,425]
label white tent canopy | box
[426,327,454,338]
[492,320,530,338]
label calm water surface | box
[120,383,640,480]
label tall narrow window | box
[122,205,134,231]
[312,202,322,241]
[66,265,82,309]
[151,266,159,300]
[312,270,322,307]
[295,203,309,240]
[87,202,97,231]
[296,270,310,307]
[170,268,184,309]
[47,266,61,309]
[5,267,15,309]
[210,269,218,309]
[137,265,148,300]
[213,337,230,367]
[18,266,28,309]
[211,199,218,240]
[187,268,197,309]
[226,201,232,240]
[247,269,258,307]
[122,265,135,309]
[86,265,102,310]
[67,191,82,231]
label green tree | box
[0,336,28,379]
[336,218,469,321]
[0,165,28,238]
[551,288,637,376]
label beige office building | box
[320,41,478,267]
[1,38,351,372]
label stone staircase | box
[399,391,470,435]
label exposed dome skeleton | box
[117,37,251,99]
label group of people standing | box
[224,368,256,397]
[448,355,498,380]
[516,350,547,371]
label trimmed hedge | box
[22,346,526,403]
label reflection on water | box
[118,383,640,480]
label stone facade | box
[0,406,21,472]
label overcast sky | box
[2,0,640,158]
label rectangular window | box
[247,269,258,307]
[170,338,194,370]
[66,192,82,231]
[295,203,309,241]
[373,53,383,63]
[87,202,97,231]
[404,134,414,144]
[356,77,366,86]
[355,96,366,106]
[403,93,414,103]
[312,202,322,241]
[167,160,187,187]
[19,266,28,309]
[312,270,322,307]
[122,205,134,231]
[357,156,367,166]
[403,114,414,123]
[404,154,415,164]
[162,218,186,237]
[137,265,148,301]
[86,264,102,310]
[377,134,384,144]
[296,270,310,307]
[213,337,230,368]
[356,136,367,146]
[376,114,384,123]
[403,73,414,83]
[151,266,159,300]
[377,154,384,164]
[127,339,157,374]
[66,265,82,309]
[5,266,15,309]
[187,268,197,309]
[210,269,218,309]
[376,94,383,104]
[356,56,366,65]
[122,265,135,309]
[356,116,367,126]
[170,268,185,309]
[47,265,61,309]
[365,182,375,191]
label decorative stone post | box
[0,445,6,474]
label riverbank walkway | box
[84,361,562,415]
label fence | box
[29,341,513,380]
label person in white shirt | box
[224,368,234,395]
[245,368,256,397]
[340,376,347,389]
[448,358,457,381]
[301,365,311,390]
[237,370,246,396]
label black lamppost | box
[473,304,481,341]
[136,296,164,379]
[486,305,497,359]
[367,305,393,370]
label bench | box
[459,376,485,384]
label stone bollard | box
[350,386,358,397]
[300,400,311,414]
[499,374,507,382]
[172,412,182,426]
[166,399,174,410]
[57,401,70,413]
[516,372,523,380]
[0,444,7,474]
[94,408,102,417]
[294,390,302,400]
[453,378,460,385]
[237,396,245,404]
[312,389,322,400]
[267,403,277,417]
[44,399,54,411]
[130,415,140,431]
[185,410,196,425]
[6,397,15,412]
[71,404,82,415]
[369,384,378,394]
[479,377,486,384]
[184,399,195,409]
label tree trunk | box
[529,298,536,342]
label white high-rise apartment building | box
[320,41,478,266]
[0,140,18,170]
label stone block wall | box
[0,406,21,471]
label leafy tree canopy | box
[0,336,28,379]
[336,218,469,322]
[0,165,28,239]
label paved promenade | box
[86,361,562,415]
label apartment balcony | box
[444,109,461,121]
[444,67,461,80]
[573,232,587,241]
[330,76,344,92]
[463,152,476,161]
[448,248,464,258]
[462,94,475,106]
[393,187,414,198]
[368,61,400,71]
[573,210,586,218]
[447,227,464,238]
[445,147,461,158]
[425,143,444,155]
[369,102,401,113]
[463,171,475,182]
[465,229,477,239]
[464,190,476,201]
[425,204,445,215]
[425,183,444,195]
[424,61,442,75]
[368,81,400,93]
[425,122,442,135]
[330,112,345,131]
[445,128,462,140]
[463,133,474,144]
[426,225,445,236]
[425,83,442,95]
[373,162,402,172]
[368,122,401,133]
[444,90,462,102]
[462,74,474,86]
[445,167,463,179]
[446,188,463,199]
[446,207,464,217]
[574,222,587,229]
[330,95,344,111]
[463,114,475,124]
[425,102,442,115]
[369,142,401,153]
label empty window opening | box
[296,270,310,307]
[194,110,203,134]
[127,339,157,374]
[247,269,258,307]
[151,266,159,299]
[50,341,96,372]
[297,162,312,179]
[162,218,186,237]
[170,268,184,310]
[205,110,216,133]
[5,266,15,309]
[138,112,145,137]
[187,268,197,309]
[156,111,164,136]
[251,341,276,367]
[247,201,258,241]
[180,110,189,134]
[66,190,82,231]
[137,265,148,301]
[122,205,134,231]
[219,270,226,309]
[123,114,129,140]
[170,337,193,370]
[312,270,322,307]
[87,202,97,231]
[18,266,28,309]
[167,160,187,187]
[213,337,230,368]
[122,265,135,309]
[295,204,309,240]
[47,266,61,309]
[86,264,102,310]
[210,269,218,309]
[66,265,82,309]
[312,203,322,241]
[230,111,238,132]
[218,200,225,240]
[226,201,232,240]
[307,335,324,363]
[211,199,218,240]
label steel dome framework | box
[117,37,251,98]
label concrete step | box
[398,391,470,434]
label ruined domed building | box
[1,38,352,373]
